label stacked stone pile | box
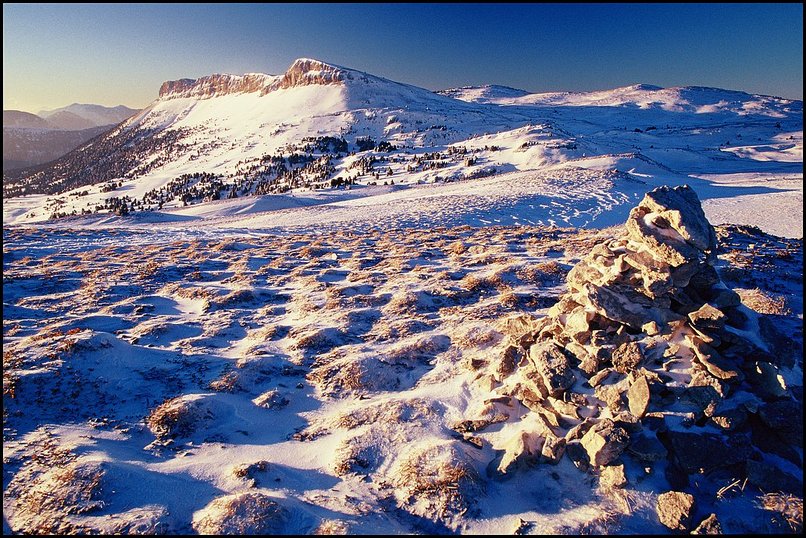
[473,185,802,532]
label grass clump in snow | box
[759,492,803,533]
[146,395,209,440]
[192,492,289,534]
[392,443,484,522]
[8,459,105,534]
[735,288,792,315]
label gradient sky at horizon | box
[3,3,803,113]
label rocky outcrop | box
[159,73,278,100]
[471,185,802,512]
[158,59,350,100]
[272,58,347,90]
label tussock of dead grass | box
[393,443,484,521]
[736,288,792,315]
[146,396,208,440]
[759,492,803,533]
[313,519,350,534]
[192,492,288,535]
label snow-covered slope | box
[450,82,800,117]
[436,84,531,103]
[3,58,801,238]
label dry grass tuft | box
[208,371,243,393]
[759,492,803,533]
[736,288,792,315]
[192,492,288,535]
[307,359,366,397]
[8,458,105,534]
[146,396,208,440]
[393,444,484,521]
[313,519,350,534]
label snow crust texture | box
[3,186,802,534]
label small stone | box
[709,406,747,431]
[688,303,726,332]
[497,344,522,378]
[745,361,788,400]
[595,384,626,413]
[642,321,661,336]
[688,336,741,382]
[627,375,651,418]
[474,373,497,392]
[688,364,727,398]
[640,185,717,253]
[627,431,668,462]
[665,431,752,474]
[687,264,720,292]
[691,513,722,535]
[682,385,721,418]
[529,342,575,397]
[690,325,721,347]
[565,307,593,344]
[512,518,533,535]
[758,400,803,445]
[565,419,594,442]
[709,286,741,309]
[745,459,803,495]
[496,431,541,475]
[564,441,590,471]
[611,341,645,374]
[626,206,699,267]
[540,435,566,464]
[613,411,643,433]
[580,418,630,468]
[588,367,615,388]
[657,491,696,532]
[599,464,627,490]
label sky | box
[3,3,803,113]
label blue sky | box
[3,3,803,112]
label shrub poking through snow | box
[146,394,211,440]
[392,444,484,522]
[192,492,289,534]
[9,459,105,534]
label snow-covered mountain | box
[436,84,532,103]
[3,58,801,224]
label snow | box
[2,59,803,534]
[5,218,800,534]
[5,65,800,239]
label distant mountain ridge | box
[3,103,139,171]
[37,103,139,130]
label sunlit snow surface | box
[4,68,802,237]
[2,70,803,534]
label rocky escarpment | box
[158,59,349,100]
[470,185,802,532]
[272,58,347,90]
[158,73,279,100]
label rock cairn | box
[479,185,801,531]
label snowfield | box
[2,59,803,535]
[3,215,802,534]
